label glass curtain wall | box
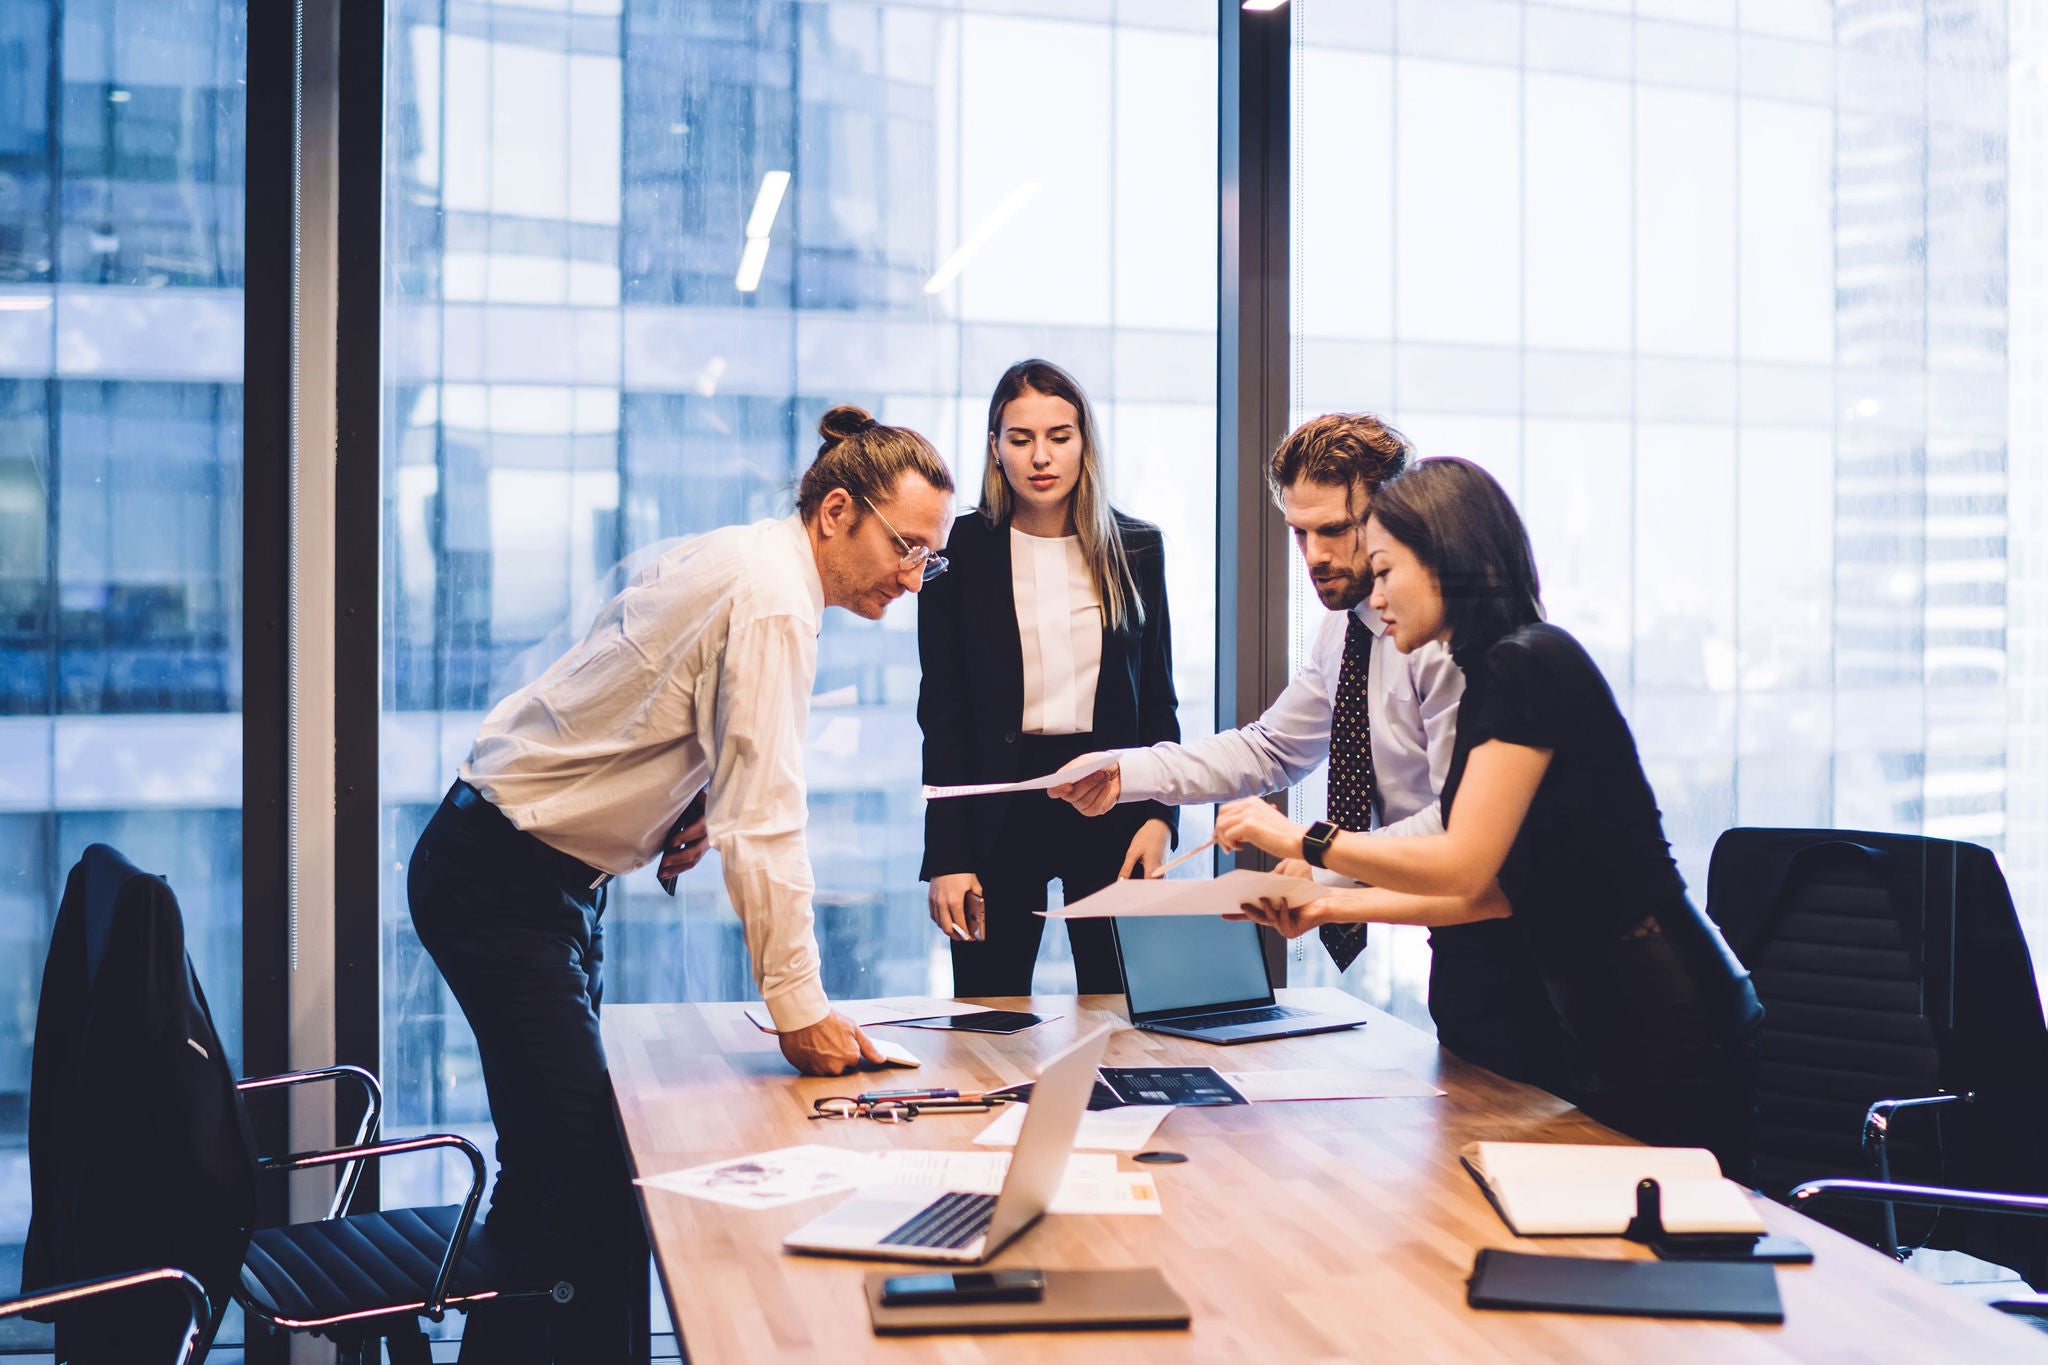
[379,0,1218,1191]
[1287,0,2026,1023]
[0,0,247,1340]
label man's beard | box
[1311,572,1366,611]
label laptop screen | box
[1116,914,1274,1020]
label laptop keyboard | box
[1170,1004,1311,1029]
[878,1191,997,1249]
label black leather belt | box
[447,780,613,892]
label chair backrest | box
[1714,836,1943,1195]
[1706,827,2048,1274]
[23,844,255,1358]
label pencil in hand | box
[1150,835,1218,879]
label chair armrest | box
[0,1268,209,1365]
[1861,1092,1971,1175]
[1791,1177,2048,1219]
[238,1064,382,1218]
[256,1133,487,1319]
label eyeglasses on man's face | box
[859,495,949,583]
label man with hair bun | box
[407,404,953,1363]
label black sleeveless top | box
[1444,623,1693,967]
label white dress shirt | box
[462,513,830,1033]
[1011,528,1102,735]
[1115,603,1464,844]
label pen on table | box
[871,1090,1014,1106]
[1150,835,1217,879]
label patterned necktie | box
[1320,613,1377,971]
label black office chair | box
[1705,827,2048,1284]
[1,1268,210,1365]
[25,844,563,1364]
[1789,1179,2048,1326]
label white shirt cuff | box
[763,979,831,1034]
[1113,746,1167,803]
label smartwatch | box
[1300,820,1339,869]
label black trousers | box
[407,784,647,1364]
[1427,917,1573,1097]
[1554,926,1763,1176]
[949,733,1142,998]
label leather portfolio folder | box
[864,1268,1191,1335]
[1466,1249,1784,1323]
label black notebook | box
[865,1268,1191,1335]
[1466,1249,1784,1323]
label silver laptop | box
[1112,914,1366,1044]
[781,1025,1111,1263]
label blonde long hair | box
[977,359,1143,633]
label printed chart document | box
[1042,868,1322,919]
[1461,1142,1766,1237]
[974,1102,1172,1153]
[921,751,1119,801]
[637,1145,872,1210]
[637,1146,1160,1215]
[1221,1068,1445,1102]
[866,1150,1161,1216]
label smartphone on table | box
[878,1269,1046,1307]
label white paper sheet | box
[635,1144,872,1209]
[1220,1068,1445,1102]
[1041,867,1323,919]
[921,751,1119,801]
[972,1102,1173,1153]
[742,996,994,1033]
[639,1145,1162,1216]
[866,1150,1161,1215]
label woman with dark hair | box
[917,359,1179,995]
[1216,457,1760,1163]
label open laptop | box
[1111,913,1366,1044]
[782,1025,1110,1263]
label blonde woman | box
[917,360,1179,995]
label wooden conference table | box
[604,991,2048,1362]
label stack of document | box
[972,1102,1173,1153]
[1461,1142,1766,1237]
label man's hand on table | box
[778,1011,886,1076]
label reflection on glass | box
[1290,0,2021,1023]
[379,2,1220,1234]
[0,0,246,1347]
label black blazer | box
[918,509,1180,880]
[24,844,256,1357]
